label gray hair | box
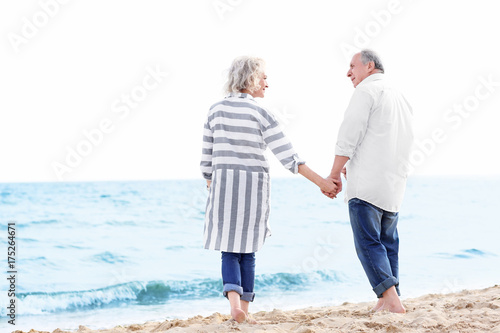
[224,56,265,94]
[360,49,385,73]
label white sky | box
[1,0,499,183]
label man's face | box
[347,53,371,88]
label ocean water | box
[0,176,499,332]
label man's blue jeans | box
[348,198,400,298]
[221,252,255,302]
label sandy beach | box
[14,285,500,333]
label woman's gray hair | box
[360,49,385,73]
[224,56,265,94]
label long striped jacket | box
[200,93,304,253]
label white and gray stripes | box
[200,93,304,253]
[204,169,270,253]
[201,94,304,180]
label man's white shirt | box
[336,73,414,212]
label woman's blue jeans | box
[221,252,255,302]
[348,198,401,298]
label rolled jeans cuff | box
[223,283,243,297]
[222,284,255,302]
[241,291,255,302]
[373,276,399,298]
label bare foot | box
[374,286,406,314]
[245,315,259,325]
[240,300,259,324]
[375,299,406,313]
[371,298,384,312]
[231,308,246,323]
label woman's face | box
[251,72,268,98]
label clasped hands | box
[320,177,340,199]
[321,167,347,199]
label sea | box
[0,176,499,332]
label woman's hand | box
[320,178,338,199]
[321,174,342,199]
[323,155,348,198]
[297,164,338,199]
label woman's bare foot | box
[239,300,259,324]
[227,291,246,323]
[231,308,247,323]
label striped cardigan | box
[200,93,304,253]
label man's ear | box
[367,61,375,72]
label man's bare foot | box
[371,298,384,312]
[375,299,406,313]
[374,286,406,313]
[231,308,246,323]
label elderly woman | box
[200,56,337,323]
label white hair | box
[360,49,385,73]
[224,56,265,94]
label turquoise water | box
[0,176,498,331]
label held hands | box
[321,173,343,199]
[320,177,340,199]
[322,156,349,199]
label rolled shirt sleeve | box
[262,118,305,174]
[335,89,374,158]
[200,120,213,180]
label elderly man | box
[325,49,414,313]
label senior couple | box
[200,50,414,323]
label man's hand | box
[323,155,349,198]
[322,174,342,198]
[320,177,338,199]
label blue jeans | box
[221,252,255,302]
[348,198,400,298]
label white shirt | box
[336,73,414,212]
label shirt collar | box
[227,92,255,100]
[357,73,384,88]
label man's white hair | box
[360,49,385,73]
